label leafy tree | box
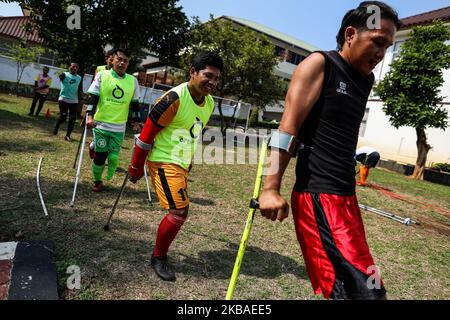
[6,39,44,95]
[248,107,259,128]
[376,21,450,179]
[181,16,286,134]
[5,0,190,74]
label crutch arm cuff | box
[268,130,300,157]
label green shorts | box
[92,128,125,154]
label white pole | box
[144,163,152,205]
[134,134,152,205]
[70,122,88,207]
[36,157,49,216]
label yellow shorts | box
[146,161,189,210]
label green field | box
[0,93,449,300]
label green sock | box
[92,163,105,182]
[106,153,119,180]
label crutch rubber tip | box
[103,225,110,231]
[69,202,74,208]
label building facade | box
[359,6,450,165]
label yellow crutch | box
[226,139,268,300]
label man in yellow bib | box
[128,52,223,281]
[86,48,143,192]
[94,48,117,76]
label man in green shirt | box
[95,48,117,76]
[128,52,223,281]
[53,63,83,141]
[86,48,143,192]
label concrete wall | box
[0,54,64,89]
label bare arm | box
[259,52,325,222]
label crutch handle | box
[249,198,259,209]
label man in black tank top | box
[259,1,400,300]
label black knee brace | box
[94,151,108,166]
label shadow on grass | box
[0,138,58,153]
[176,246,308,281]
[176,230,308,281]
[0,108,59,131]
[0,173,163,297]
[0,167,305,297]
[190,197,215,206]
[0,97,11,104]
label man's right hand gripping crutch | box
[128,117,158,183]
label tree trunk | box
[412,127,431,180]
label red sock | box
[153,213,186,257]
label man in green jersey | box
[86,48,143,192]
[128,52,223,281]
[95,48,117,76]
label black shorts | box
[356,152,380,168]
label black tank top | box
[294,51,374,195]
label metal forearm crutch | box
[143,162,153,205]
[103,135,152,231]
[72,117,86,169]
[134,134,152,205]
[103,172,129,231]
[226,139,268,300]
[70,120,88,207]
[359,204,419,225]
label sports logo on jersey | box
[189,117,203,139]
[112,85,124,99]
[336,81,348,95]
[96,138,107,149]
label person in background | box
[355,146,380,186]
[95,48,117,75]
[29,66,52,116]
[86,48,142,192]
[53,63,83,141]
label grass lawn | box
[0,93,449,300]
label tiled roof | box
[400,6,450,29]
[0,16,42,43]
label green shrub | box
[432,163,450,173]
[248,107,259,127]
[256,120,279,129]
